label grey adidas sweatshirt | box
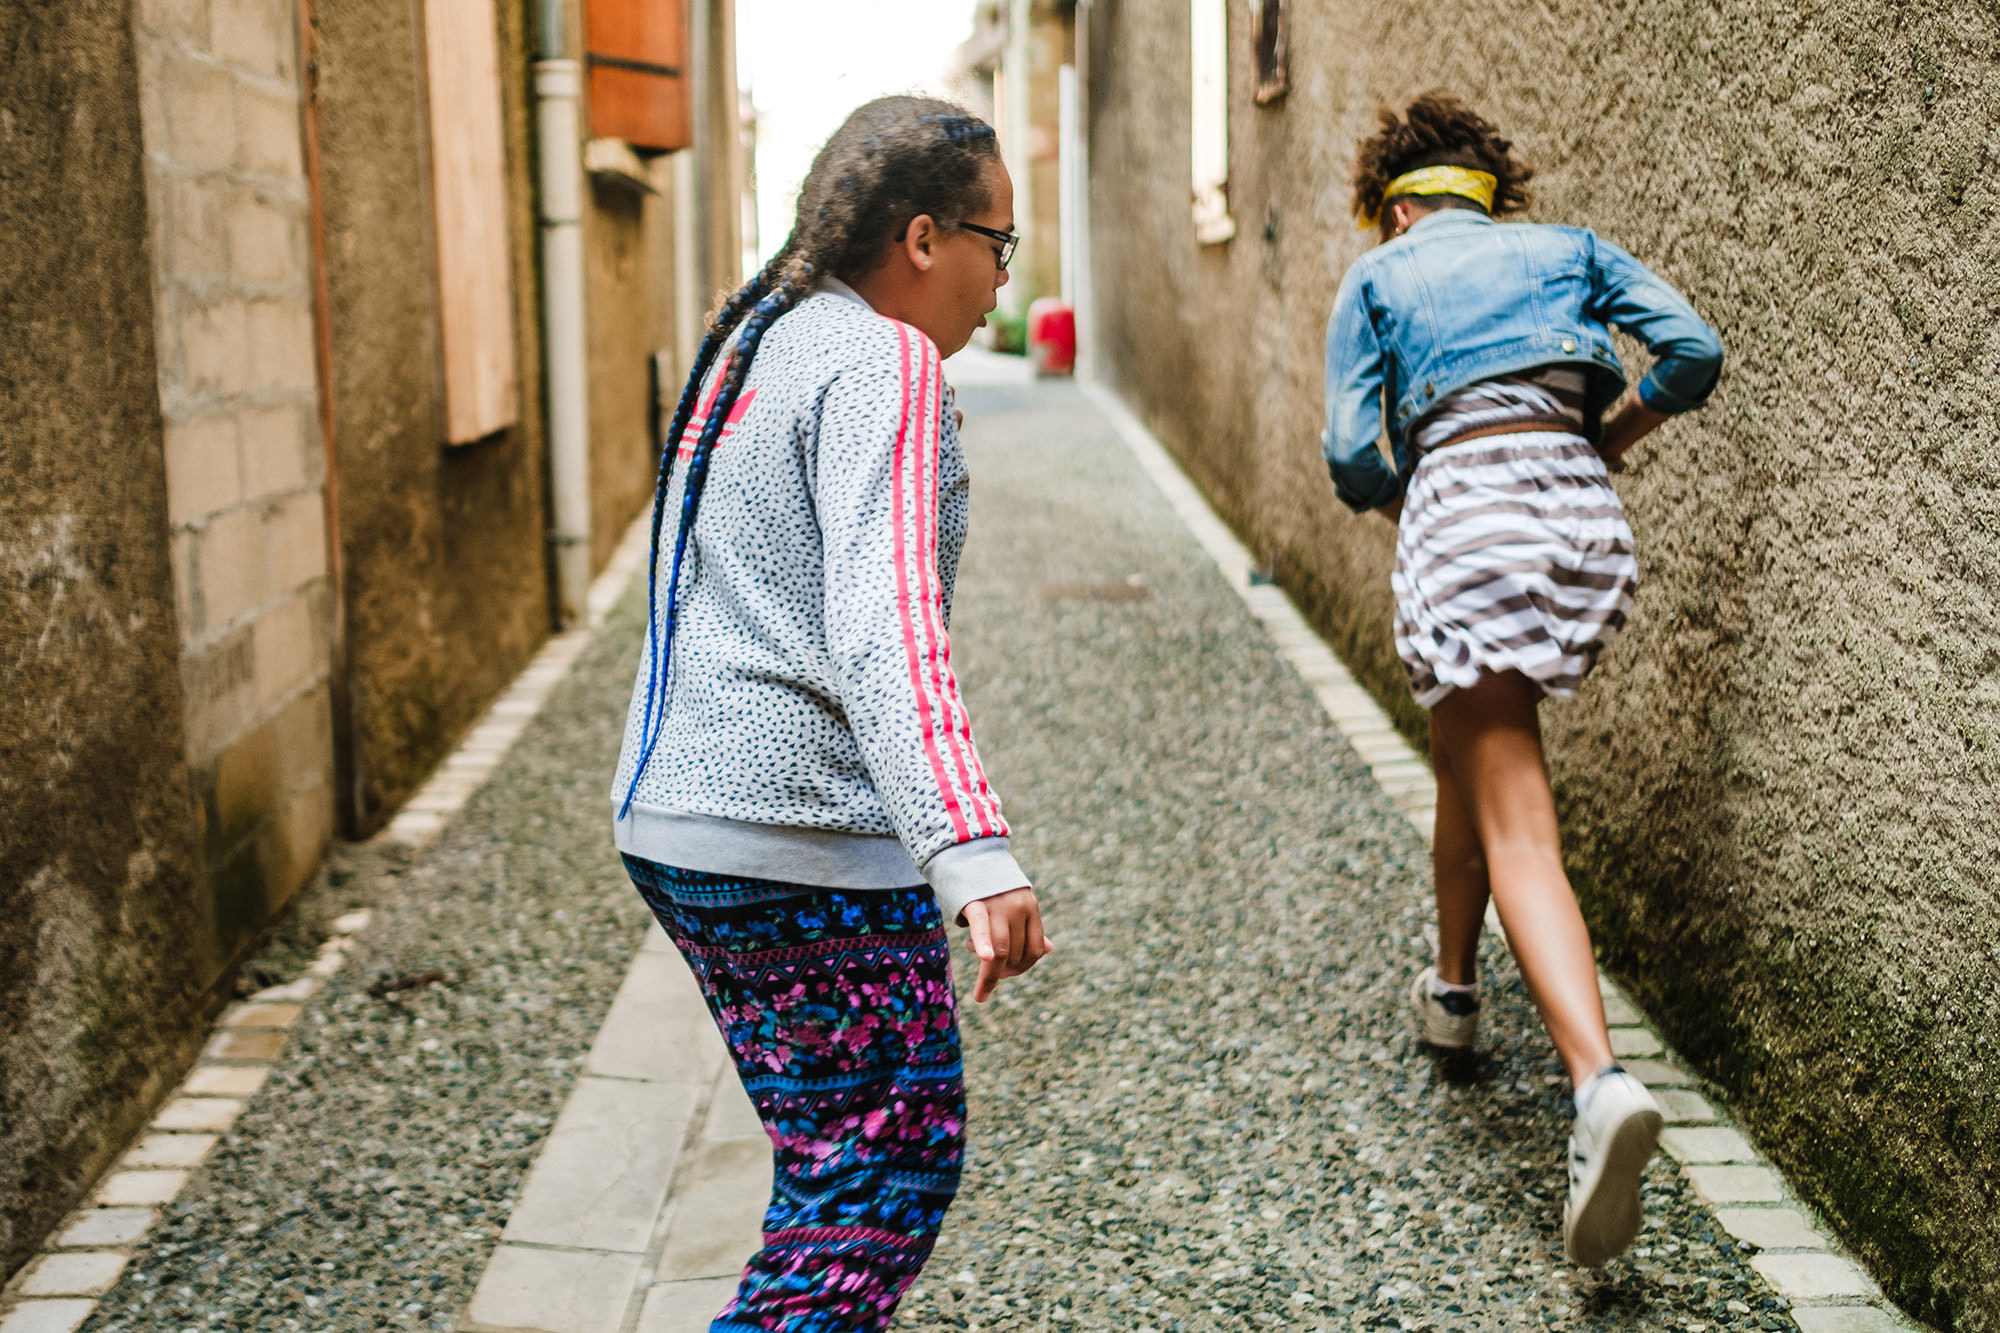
[609,280,1028,922]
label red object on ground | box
[1027,298,1076,377]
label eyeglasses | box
[955,221,1019,271]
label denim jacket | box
[1321,210,1723,513]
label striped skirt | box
[1392,430,1637,708]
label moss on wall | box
[0,0,213,1281]
[309,0,553,829]
[1087,0,2000,1325]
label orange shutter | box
[586,0,691,153]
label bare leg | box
[1430,671,1613,1088]
[1430,724,1489,987]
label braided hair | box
[1350,91,1533,235]
[621,96,1002,816]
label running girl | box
[611,97,1051,1331]
[1321,93,1723,1266]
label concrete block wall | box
[131,0,334,954]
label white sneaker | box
[1563,1067,1664,1266]
[1409,966,1479,1049]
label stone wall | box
[132,0,336,951]
[1084,0,2000,1325]
[308,0,553,831]
[0,0,211,1282]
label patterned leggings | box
[622,856,965,1333]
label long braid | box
[620,265,780,819]
[620,267,809,816]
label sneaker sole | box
[1564,1103,1664,1266]
[1410,970,1477,1049]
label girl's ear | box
[904,214,938,272]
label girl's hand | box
[1598,394,1668,468]
[962,887,1052,1002]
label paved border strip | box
[1082,382,1921,1333]
[0,513,656,1333]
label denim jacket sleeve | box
[1586,234,1724,415]
[1321,265,1403,513]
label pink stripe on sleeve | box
[888,324,973,843]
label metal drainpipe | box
[534,0,592,628]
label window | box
[586,0,691,153]
[423,0,520,443]
[1190,0,1234,244]
[1252,0,1289,105]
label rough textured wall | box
[1087,0,2000,1326]
[309,0,551,830]
[582,170,677,573]
[132,0,336,972]
[0,0,210,1281]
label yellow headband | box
[1358,165,1498,230]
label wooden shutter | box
[423,0,520,443]
[587,0,691,153]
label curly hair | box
[1350,91,1533,231]
[621,97,1002,815]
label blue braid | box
[619,275,805,817]
[921,113,996,148]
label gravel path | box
[87,377,1796,1332]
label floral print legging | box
[623,856,965,1333]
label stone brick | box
[18,1251,129,1297]
[211,719,276,847]
[136,0,209,42]
[0,1299,97,1333]
[501,1078,699,1253]
[1609,1026,1663,1058]
[269,488,328,591]
[95,1170,189,1207]
[238,400,308,501]
[257,780,332,900]
[163,413,240,526]
[1751,1253,1876,1300]
[152,1096,245,1131]
[653,1136,771,1281]
[1656,1089,1718,1124]
[252,588,322,709]
[269,684,334,795]
[220,1001,300,1028]
[184,1064,270,1097]
[636,1278,740,1333]
[1661,1125,1757,1164]
[210,0,294,80]
[166,174,230,283]
[54,1208,156,1248]
[1711,1205,1829,1250]
[228,187,303,287]
[246,300,316,393]
[1685,1163,1785,1205]
[1791,1308,1917,1333]
[170,530,197,638]
[180,625,256,756]
[195,504,269,630]
[205,1028,284,1061]
[585,950,726,1086]
[181,297,252,400]
[161,51,237,170]
[465,1247,641,1333]
[236,83,303,178]
[125,1133,217,1168]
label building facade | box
[0,0,743,1282]
[1083,0,2000,1325]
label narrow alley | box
[64,365,1847,1333]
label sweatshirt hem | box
[614,804,926,890]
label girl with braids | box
[608,97,1048,1330]
[1322,92,1723,1266]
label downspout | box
[297,0,358,831]
[533,0,593,628]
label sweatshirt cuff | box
[922,837,1030,924]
